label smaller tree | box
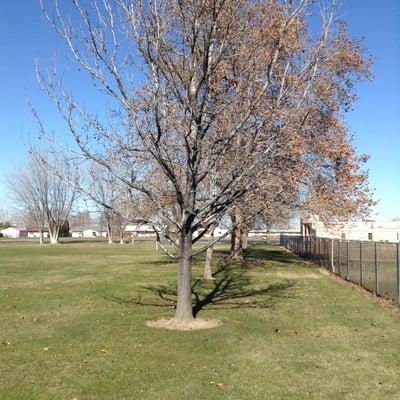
[70,211,92,230]
[87,166,121,244]
[0,208,13,228]
[8,152,77,244]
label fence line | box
[280,235,400,305]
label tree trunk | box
[230,226,236,254]
[105,217,113,244]
[131,235,135,244]
[203,225,216,280]
[49,225,60,244]
[228,209,244,263]
[155,239,159,251]
[49,235,59,244]
[242,230,249,250]
[39,229,44,245]
[230,226,244,262]
[175,231,194,322]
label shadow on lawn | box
[111,263,295,317]
[245,247,300,264]
[211,246,299,266]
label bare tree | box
[37,0,373,327]
[87,166,121,244]
[8,153,76,244]
[70,210,92,230]
[0,207,13,229]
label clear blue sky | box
[0,0,399,220]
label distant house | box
[24,228,49,239]
[70,227,108,238]
[0,227,22,238]
[71,230,83,238]
[202,227,229,238]
[0,227,49,239]
[301,215,400,242]
[125,224,156,237]
[82,229,98,238]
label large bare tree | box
[37,0,373,327]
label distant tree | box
[59,219,70,238]
[8,152,77,244]
[70,211,92,230]
[0,208,13,227]
[0,222,11,230]
[87,166,121,244]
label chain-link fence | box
[280,235,400,305]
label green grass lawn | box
[1,240,400,399]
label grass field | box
[1,240,400,399]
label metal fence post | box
[360,242,363,286]
[397,243,400,306]
[374,242,378,294]
[310,238,313,260]
[338,241,341,275]
[346,241,350,280]
[331,239,335,272]
[312,238,315,261]
[318,238,321,264]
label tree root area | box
[146,317,221,331]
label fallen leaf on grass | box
[43,347,50,351]
[209,382,225,390]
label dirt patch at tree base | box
[146,317,221,331]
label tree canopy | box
[35,0,373,327]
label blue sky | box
[0,0,399,220]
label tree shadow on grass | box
[210,246,300,266]
[140,259,176,267]
[110,264,295,317]
[245,247,300,264]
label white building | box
[210,228,229,238]
[0,227,49,238]
[0,227,21,238]
[27,230,49,239]
[71,228,107,238]
[83,229,98,238]
[301,215,400,243]
[125,224,156,237]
